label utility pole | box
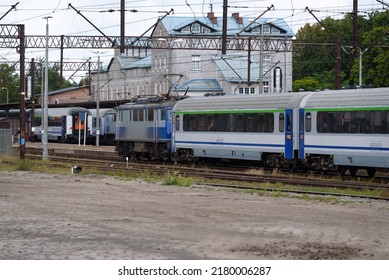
[30,58,35,140]
[96,52,101,147]
[120,0,125,54]
[352,0,358,58]
[18,24,26,159]
[221,0,228,54]
[42,16,52,160]
[359,47,368,87]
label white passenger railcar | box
[172,93,308,167]
[300,88,389,176]
[33,107,92,143]
[89,109,116,145]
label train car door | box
[154,109,158,143]
[61,116,66,141]
[285,109,293,159]
[298,109,305,159]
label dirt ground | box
[0,170,388,260]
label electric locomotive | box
[115,96,185,160]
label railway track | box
[13,145,389,201]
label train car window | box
[139,110,144,122]
[382,111,389,134]
[48,116,61,127]
[133,110,139,121]
[246,114,256,132]
[215,114,229,131]
[317,112,327,133]
[183,115,189,131]
[279,113,284,132]
[317,110,389,134]
[207,115,215,131]
[175,115,180,131]
[161,110,166,121]
[197,114,207,131]
[181,113,274,133]
[234,114,245,132]
[147,110,154,122]
[343,112,351,133]
[371,111,382,133]
[305,113,311,132]
[263,113,274,132]
[35,117,42,126]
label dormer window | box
[263,25,270,33]
[182,26,190,33]
[192,23,201,33]
[177,22,215,34]
[271,27,281,34]
[251,24,281,34]
[203,27,210,33]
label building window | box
[238,87,256,94]
[192,23,201,33]
[263,55,270,74]
[192,55,201,70]
[182,25,190,33]
[271,27,281,34]
[263,24,270,33]
[263,81,269,93]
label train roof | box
[172,93,309,113]
[116,99,179,111]
[88,108,116,117]
[0,109,31,117]
[300,88,389,110]
[34,107,91,117]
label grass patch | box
[163,171,193,187]
[16,159,34,171]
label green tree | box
[0,63,20,103]
[348,11,389,87]
[293,77,319,92]
[293,10,389,89]
[29,58,76,100]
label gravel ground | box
[0,170,388,259]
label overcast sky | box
[0,0,386,79]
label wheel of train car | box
[319,168,327,175]
[336,165,346,177]
[349,167,358,177]
[366,167,376,178]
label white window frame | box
[191,23,201,33]
[239,87,256,95]
[192,55,201,71]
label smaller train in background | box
[0,106,116,145]
[88,108,116,145]
[32,107,92,144]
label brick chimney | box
[232,13,243,24]
[207,12,218,24]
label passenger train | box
[32,107,92,144]
[3,87,388,177]
[88,109,116,145]
[0,107,93,144]
[115,88,389,177]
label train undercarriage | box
[116,141,170,161]
[174,148,377,177]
